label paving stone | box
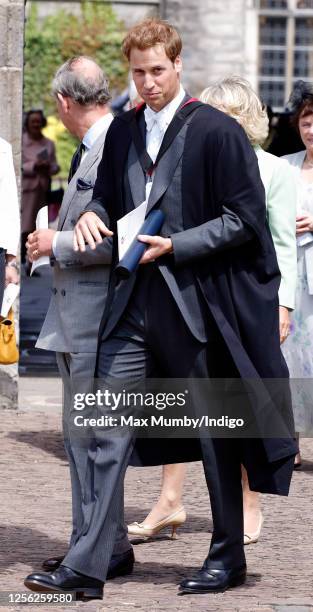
[0,380,312,611]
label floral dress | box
[281,178,313,432]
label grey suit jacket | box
[36,124,112,353]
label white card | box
[117,200,148,260]
[297,232,313,248]
[31,205,50,275]
[1,283,20,318]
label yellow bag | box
[0,307,19,364]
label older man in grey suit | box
[26,57,134,579]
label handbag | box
[0,307,19,364]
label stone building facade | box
[27,0,258,96]
[0,0,24,409]
[27,0,313,109]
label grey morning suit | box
[37,125,130,555]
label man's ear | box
[57,93,70,113]
[174,55,182,75]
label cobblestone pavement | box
[0,378,312,612]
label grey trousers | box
[56,351,131,557]
[63,269,245,581]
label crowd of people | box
[1,16,313,603]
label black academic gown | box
[87,102,297,495]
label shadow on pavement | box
[0,525,67,573]
[104,560,262,587]
[0,523,262,587]
[295,459,313,473]
[7,430,67,463]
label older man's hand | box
[73,212,113,252]
[26,229,56,261]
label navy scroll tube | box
[115,210,165,279]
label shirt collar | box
[144,85,185,132]
[82,113,114,150]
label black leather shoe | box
[106,548,135,579]
[42,556,64,572]
[24,566,103,600]
[179,564,247,594]
[42,548,134,578]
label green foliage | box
[24,2,128,112]
[55,130,79,178]
[24,2,128,173]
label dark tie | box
[68,142,86,183]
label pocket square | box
[76,178,94,191]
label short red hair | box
[122,18,182,63]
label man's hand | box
[73,212,113,252]
[138,235,173,264]
[279,306,290,344]
[26,229,56,261]
[296,212,313,234]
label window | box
[260,0,287,7]
[259,16,287,45]
[260,49,286,76]
[297,1,313,8]
[257,0,313,110]
[259,81,286,107]
[295,17,313,45]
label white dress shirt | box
[144,85,185,201]
[144,85,185,162]
[53,113,114,255]
[81,113,114,159]
[0,137,20,256]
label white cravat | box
[143,86,185,202]
[144,85,185,165]
[144,106,166,164]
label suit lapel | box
[154,93,191,164]
[146,126,186,214]
[127,142,146,208]
[127,95,202,215]
[58,130,107,229]
[146,96,202,214]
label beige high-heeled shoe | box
[244,513,264,545]
[127,507,186,539]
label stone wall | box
[164,0,258,96]
[0,0,24,408]
[0,0,24,153]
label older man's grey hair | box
[52,56,111,106]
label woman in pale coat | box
[128,77,297,547]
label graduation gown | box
[86,101,297,495]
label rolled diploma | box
[115,210,165,279]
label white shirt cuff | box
[52,231,60,258]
